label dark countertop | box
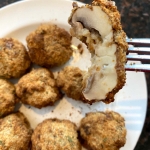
[0,0,149,149]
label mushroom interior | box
[70,6,117,100]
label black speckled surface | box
[0,0,149,149]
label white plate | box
[0,0,147,150]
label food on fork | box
[31,118,81,150]
[0,38,31,78]
[15,68,62,108]
[0,79,16,118]
[57,66,85,101]
[68,0,128,104]
[0,112,32,150]
[79,111,126,150]
[26,24,73,67]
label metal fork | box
[125,38,150,72]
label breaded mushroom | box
[26,24,73,67]
[79,111,127,150]
[15,68,62,108]
[0,79,16,118]
[56,66,85,101]
[0,112,32,150]
[0,38,31,78]
[31,118,81,150]
[68,0,128,104]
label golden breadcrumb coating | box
[0,38,31,79]
[15,68,62,108]
[0,79,16,118]
[56,66,84,100]
[31,118,81,150]
[26,24,73,67]
[0,112,32,150]
[68,0,128,104]
[79,111,126,150]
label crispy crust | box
[0,112,32,150]
[56,66,85,100]
[15,68,62,108]
[0,38,31,79]
[26,24,73,67]
[31,118,81,150]
[79,111,127,150]
[69,0,128,104]
[0,79,16,118]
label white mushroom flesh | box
[71,6,117,100]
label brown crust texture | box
[31,118,81,150]
[56,66,85,101]
[0,38,31,79]
[26,24,73,67]
[0,79,16,118]
[15,68,62,108]
[92,0,128,103]
[0,112,32,150]
[79,111,127,150]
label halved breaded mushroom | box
[68,0,128,104]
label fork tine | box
[127,55,150,61]
[128,47,150,54]
[125,64,150,72]
[126,38,150,47]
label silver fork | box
[125,38,150,72]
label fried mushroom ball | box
[57,66,85,101]
[16,68,62,108]
[68,0,128,104]
[0,112,32,150]
[0,79,16,118]
[31,118,81,150]
[0,38,31,78]
[26,24,73,67]
[79,111,126,150]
